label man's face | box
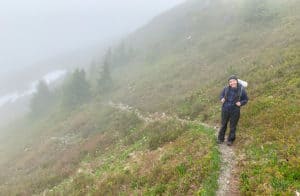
[229,79,238,88]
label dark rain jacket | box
[220,84,248,111]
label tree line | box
[29,49,116,117]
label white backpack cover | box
[238,79,248,88]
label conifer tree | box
[30,80,53,115]
[62,69,91,109]
[97,49,113,93]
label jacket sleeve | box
[220,87,226,100]
[240,88,248,106]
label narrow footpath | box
[108,101,239,195]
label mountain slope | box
[0,0,299,195]
[107,0,299,113]
[179,47,300,194]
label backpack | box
[238,79,248,88]
[224,79,247,102]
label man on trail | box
[217,75,248,146]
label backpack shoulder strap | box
[238,85,244,101]
[224,86,229,100]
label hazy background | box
[0,0,185,74]
[0,0,185,125]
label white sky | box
[0,0,185,73]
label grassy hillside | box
[237,49,300,194]
[179,46,300,194]
[0,0,299,195]
[108,0,299,113]
[43,122,219,195]
[0,102,219,195]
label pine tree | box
[30,80,53,115]
[61,69,91,110]
[97,49,113,93]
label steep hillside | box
[0,103,219,195]
[0,0,299,195]
[179,46,300,194]
[108,0,299,113]
[237,50,300,194]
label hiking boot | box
[226,141,233,146]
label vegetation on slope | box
[43,122,219,195]
[177,47,300,194]
[0,104,142,195]
[0,101,219,195]
[237,49,300,194]
[0,0,299,194]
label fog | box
[0,0,185,126]
[0,69,67,108]
[0,0,185,74]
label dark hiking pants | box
[218,107,240,142]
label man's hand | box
[221,98,225,103]
[236,102,241,106]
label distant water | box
[0,70,67,107]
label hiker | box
[217,75,248,146]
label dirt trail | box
[216,141,239,195]
[108,101,239,195]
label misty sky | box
[0,0,185,73]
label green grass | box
[178,47,300,194]
[0,101,220,195]
[0,103,144,195]
[42,123,220,195]
[235,48,300,194]
[1,0,299,194]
